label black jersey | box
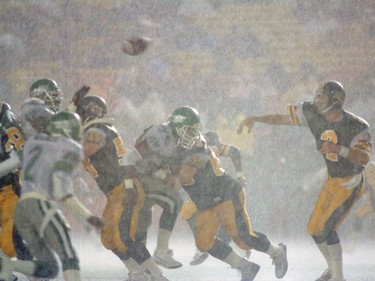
[83,121,127,195]
[0,103,24,190]
[181,137,242,211]
[289,102,371,178]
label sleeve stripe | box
[288,105,299,125]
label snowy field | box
[16,229,373,281]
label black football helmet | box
[76,95,107,123]
[313,81,345,113]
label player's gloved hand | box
[87,215,104,230]
[123,188,138,210]
[73,85,90,105]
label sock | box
[266,242,279,257]
[122,258,143,274]
[156,228,171,252]
[223,250,244,269]
[329,243,344,280]
[317,242,332,273]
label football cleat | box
[149,272,170,281]
[127,271,151,281]
[189,250,209,266]
[271,243,288,279]
[315,269,332,281]
[0,250,13,281]
[239,259,260,281]
[153,249,182,269]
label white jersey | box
[136,122,178,160]
[21,133,83,200]
[125,122,178,173]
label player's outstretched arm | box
[237,114,291,135]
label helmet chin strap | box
[318,100,338,114]
[319,104,334,114]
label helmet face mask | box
[29,79,63,112]
[313,81,345,114]
[47,111,82,141]
[175,123,201,149]
[77,96,107,123]
[170,106,201,149]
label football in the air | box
[121,36,151,56]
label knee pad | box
[126,240,151,264]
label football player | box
[166,106,288,281]
[127,113,188,270]
[181,131,250,266]
[0,102,32,264]
[0,111,103,281]
[73,95,169,281]
[237,80,371,281]
[20,78,63,139]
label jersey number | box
[23,146,42,181]
[84,136,126,177]
[5,127,25,152]
[320,130,338,162]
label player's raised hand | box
[72,85,90,106]
[237,117,256,135]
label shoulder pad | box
[1,102,11,111]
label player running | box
[0,111,103,281]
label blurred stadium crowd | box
[1,0,375,237]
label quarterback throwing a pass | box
[237,81,371,281]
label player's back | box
[21,133,83,199]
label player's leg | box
[9,199,61,279]
[186,216,209,266]
[0,185,19,257]
[194,206,260,281]
[179,191,209,265]
[308,175,365,281]
[219,190,288,279]
[40,200,82,281]
[118,179,170,281]
[140,176,183,269]
[10,176,34,261]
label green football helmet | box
[29,78,63,112]
[314,80,345,113]
[170,106,201,149]
[46,111,82,141]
